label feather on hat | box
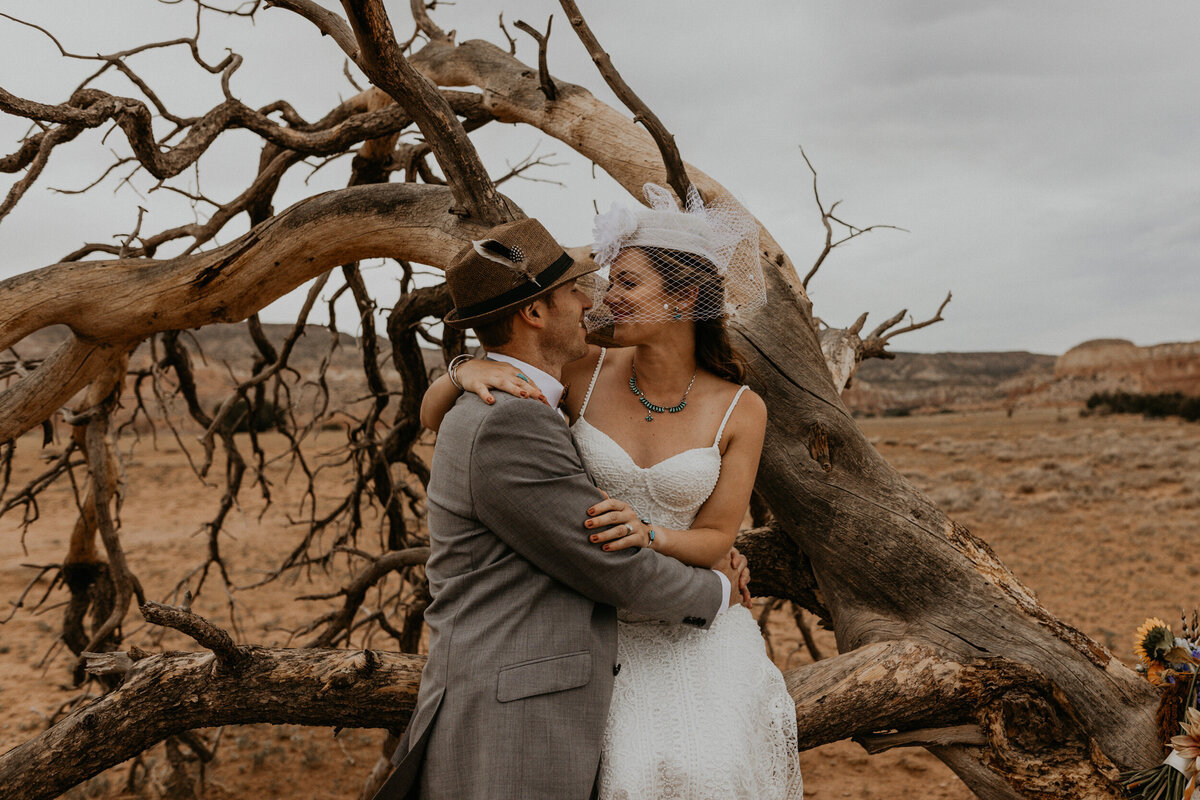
[472,239,540,286]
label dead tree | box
[0,2,1160,798]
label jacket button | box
[613,663,621,676]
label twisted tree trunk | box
[406,33,1161,795]
[0,643,425,800]
[0,9,1162,800]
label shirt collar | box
[485,352,565,410]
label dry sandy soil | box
[2,406,1198,799]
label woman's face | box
[602,248,667,327]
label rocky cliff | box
[841,351,1056,415]
[842,339,1200,415]
[8,327,1198,420]
[1054,339,1200,395]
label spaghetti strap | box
[579,348,607,418]
[713,385,749,447]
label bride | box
[421,185,803,799]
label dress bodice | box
[569,348,746,532]
[571,418,721,531]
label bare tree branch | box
[558,0,692,205]
[0,85,489,195]
[0,183,497,442]
[336,0,511,223]
[514,17,556,102]
[0,645,426,800]
[140,600,251,670]
[263,0,360,63]
[799,147,906,289]
[861,291,953,358]
[56,354,147,682]
[408,0,449,43]
[302,547,430,648]
[497,12,517,55]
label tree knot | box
[806,422,831,472]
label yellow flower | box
[1135,618,1174,666]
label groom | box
[375,218,741,800]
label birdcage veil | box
[586,183,765,330]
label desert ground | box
[2,405,1198,799]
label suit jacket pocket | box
[496,650,592,703]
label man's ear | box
[515,301,546,329]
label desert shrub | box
[901,470,933,488]
[883,407,912,418]
[1091,447,1124,467]
[929,485,971,512]
[211,398,288,434]
[930,484,1003,513]
[1059,461,1097,482]
[1009,466,1070,492]
[1031,494,1071,513]
[1086,391,1200,422]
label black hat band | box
[454,251,574,319]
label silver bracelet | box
[641,518,654,546]
[448,354,473,390]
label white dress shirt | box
[486,351,565,411]
[483,352,732,615]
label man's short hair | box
[473,312,516,349]
[470,291,559,349]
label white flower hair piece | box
[591,203,638,271]
[586,182,766,329]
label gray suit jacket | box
[374,392,723,800]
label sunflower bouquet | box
[1122,614,1200,799]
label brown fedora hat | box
[443,218,598,330]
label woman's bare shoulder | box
[710,378,766,435]
[733,387,767,423]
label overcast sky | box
[1,1,1197,354]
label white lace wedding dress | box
[572,349,803,800]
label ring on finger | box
[623,522,633,535]
[516,373,530,382]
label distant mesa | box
[1055,339,1200,395]
[6,324,1198,419]
[843,338,1200,416]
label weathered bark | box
[0,183,492,442]
[0,633,1125,800]
[0,335,123,448]
[817,294,953,393]
[338,0,512,225]
[739,264,1157,794]
[0,84,489,186]
[406,35,1160,797]
[0,14,1165,800]
[0,645,424,800]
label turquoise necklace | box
[629,360,697,422]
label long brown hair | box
[642,247,748,384]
